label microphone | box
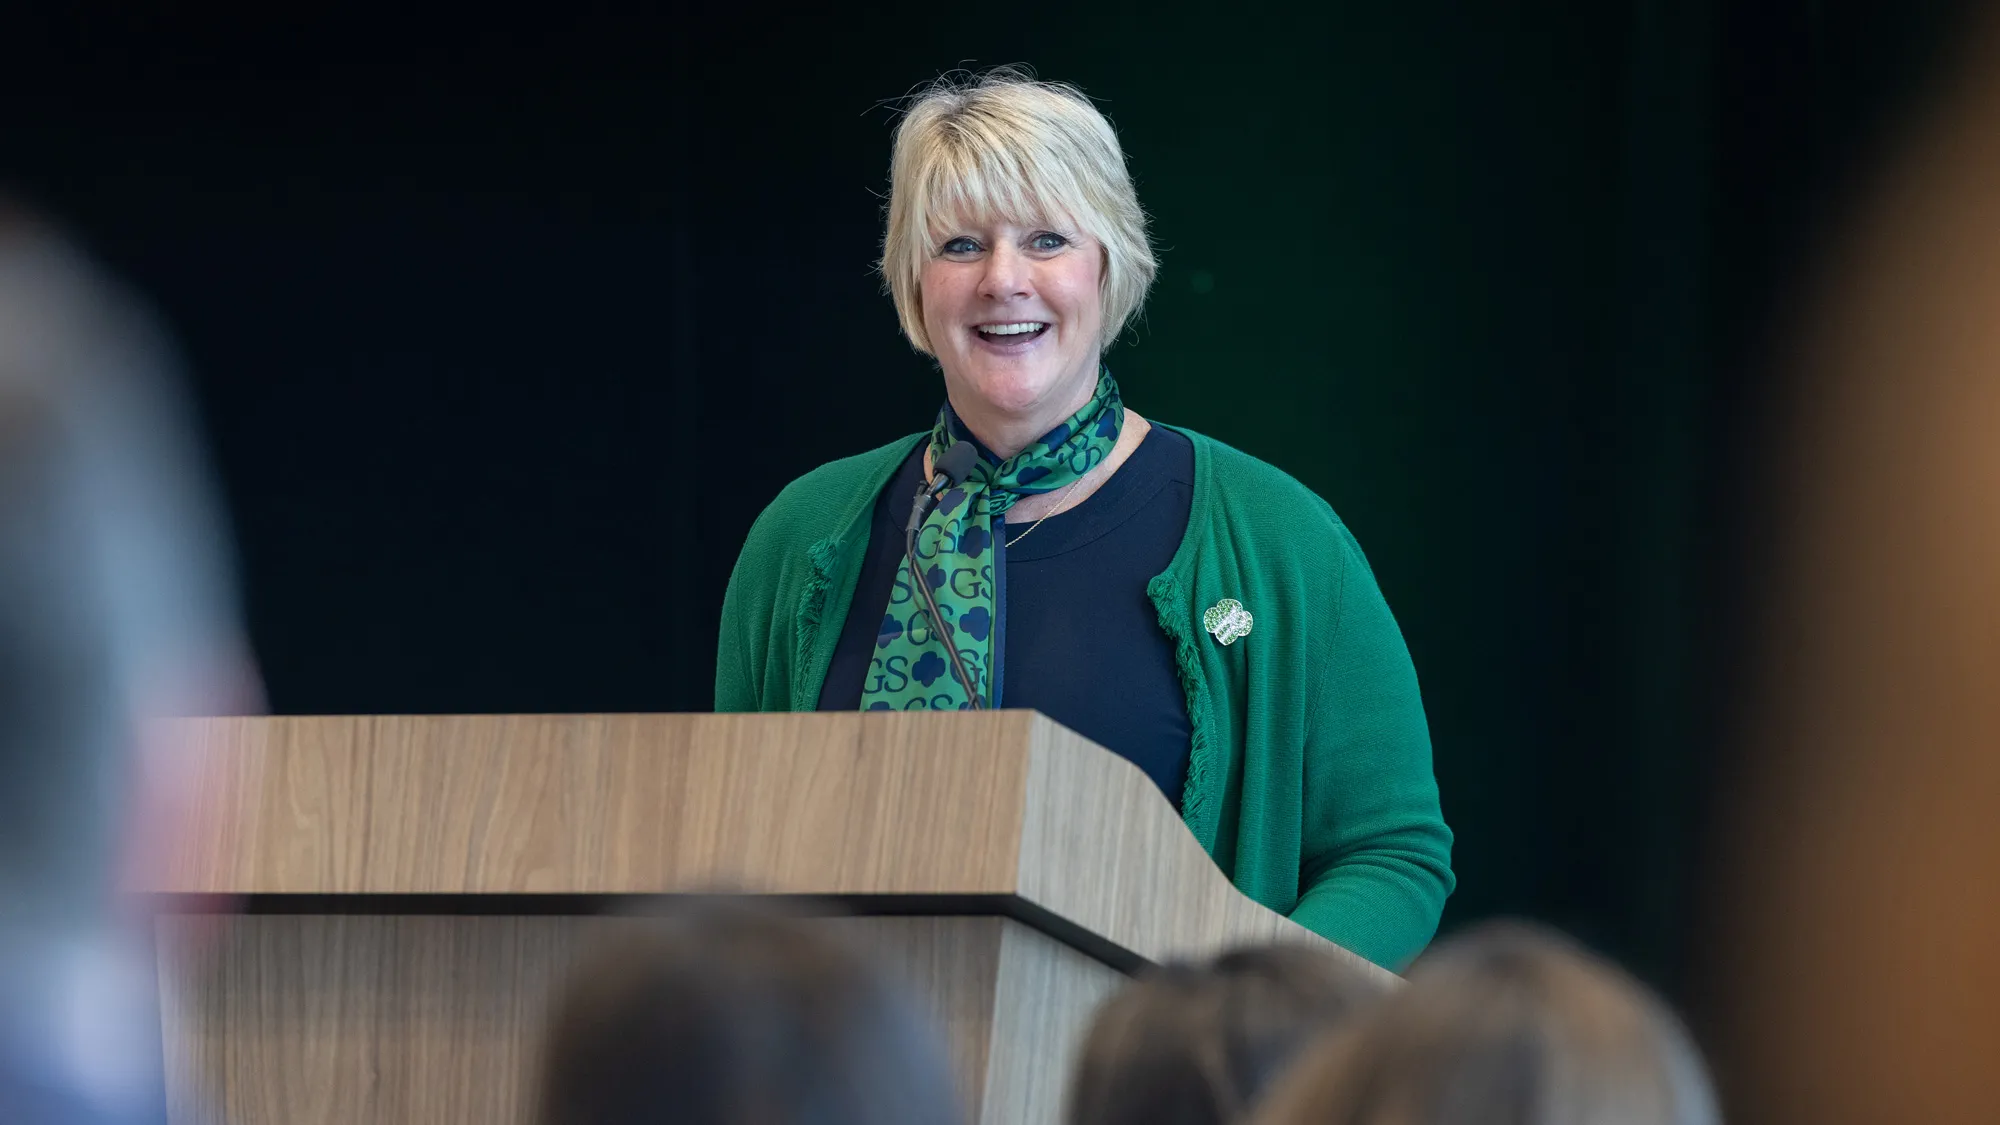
[902,442,984,709]
[906,441,980,535]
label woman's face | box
[920,218,1104,432]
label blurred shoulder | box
[743,434,920,547]
[1165,424,1387,612]
[1172,425,1353,538]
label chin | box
[951,346,1087,406]
[958,367,1068,415]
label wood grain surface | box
[977,918,1125,1124]
[141,713,1028,897]
[1019,714,1395,986]
[157,913,1118,1125]
[136,711,1368,980]
[141,711,1394,1123]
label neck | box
[946,366,1100,460]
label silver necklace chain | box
[1004,474,1089,549]
[926,447,1096,550]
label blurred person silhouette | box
[0,207,256,1122]
[533,906,961,1125]
[1702,9,2000,1124]
[1064,944,1384,1125]
[1254,922,1717,1125]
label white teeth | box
[977,322,1046,336]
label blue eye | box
[1030,232,1069,252]
[940,237,981,255]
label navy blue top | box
[818,426,1196,807]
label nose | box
[978,241,1032,302]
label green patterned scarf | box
[862,369,1124,711]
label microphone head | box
[933,441,981,485]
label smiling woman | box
[714,68,1454,970]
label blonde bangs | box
[918,122,1092,242]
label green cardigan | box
[715,425,1454,969]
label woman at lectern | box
[715,69,1452,970]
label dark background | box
[0,2,1965,998]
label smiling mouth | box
[974,321,1049,344]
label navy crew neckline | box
[817,426,1196,808]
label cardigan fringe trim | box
[1149,571,1215,848]
[794,537,842,707]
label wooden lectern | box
[136,711,1391,1124]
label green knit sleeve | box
[713,436,919,713]
[714,478,811,712]
[713,534,767,712]
[1288,524,1455,970]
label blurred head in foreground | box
[1065,943,1383,1125]
[535,907,961,1125]
[0,208,251,1112]
[1257,923,1716,1125]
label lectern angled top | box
[138,710,1391,984]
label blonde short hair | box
[881,69,1157,356]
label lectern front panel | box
[158,913,1120,1125]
